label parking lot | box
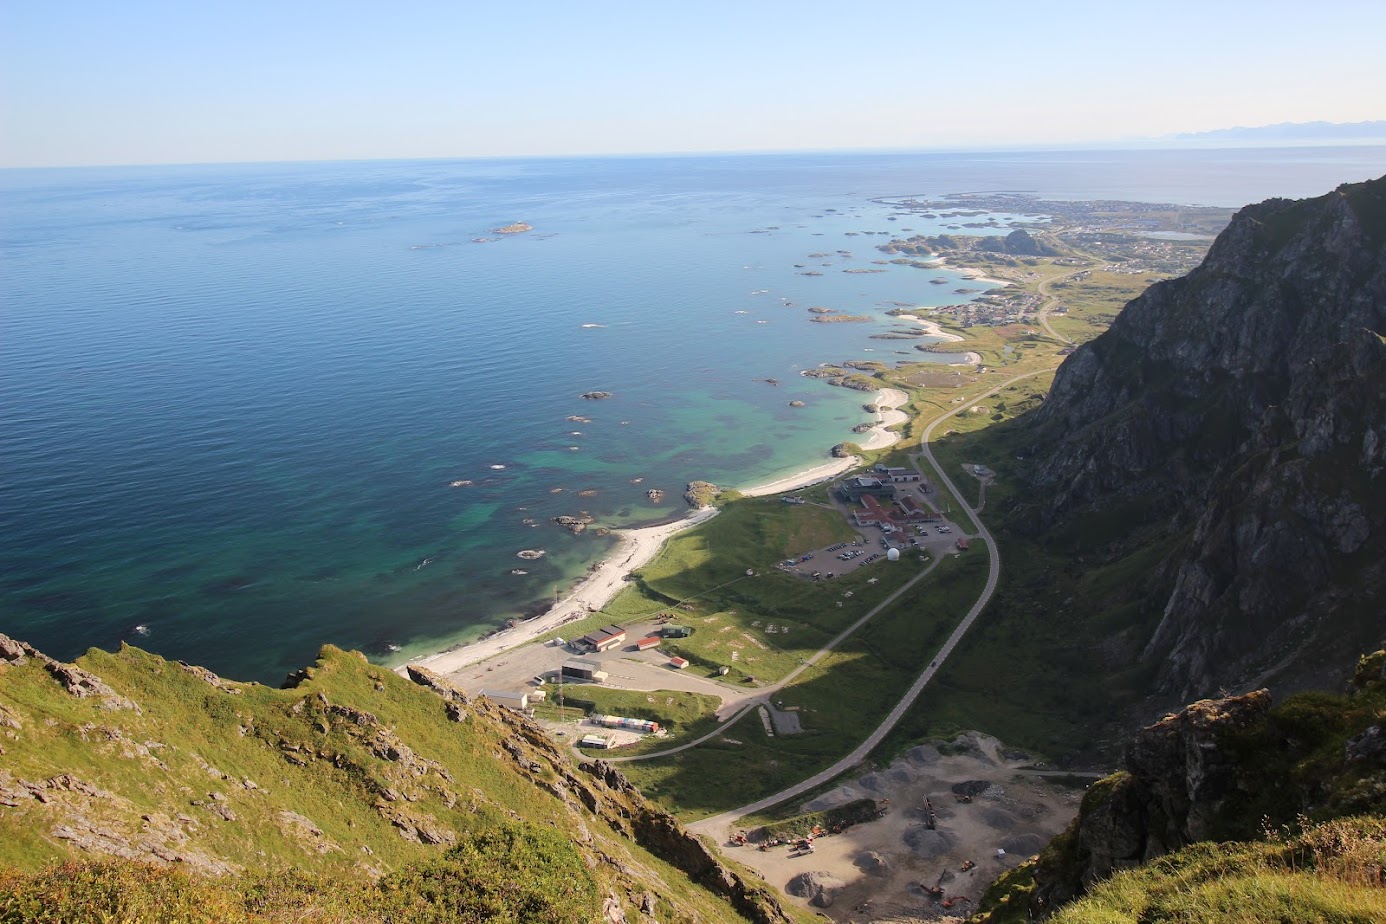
[447,616,752,715]
[777,507,967,582]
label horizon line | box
[5,138,1386,173]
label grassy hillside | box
[972,650,1386,923]
[980,816,1386,924]
[0,636,806,923]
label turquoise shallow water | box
[3,148,1382,682]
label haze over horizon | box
[2,0,1384,168]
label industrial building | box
[836,475,897,502]
[562,658,608,683]
[592,715,660,734]
[481,690,529,711]
[578,734,615,749]
[577,624,626,653]
[874,463,922,483]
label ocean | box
[3,146,1383,682]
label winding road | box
[603,552,948,764]
[1035,264,1089,345]
[687,369,1051,838]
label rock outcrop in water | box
[684,481,720,508]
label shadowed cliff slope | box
[973,649,1386,923]
[1012,175,1386,704]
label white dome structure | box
[886,547,900,562]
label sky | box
[2,0,1384,168]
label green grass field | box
[620,550,990,818]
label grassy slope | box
[622,550,989,818]
[1050,817,1386,924]
[974,652,1386,923]
[0,643,811,923]
[978,817,1386,924]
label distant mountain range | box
[1173,120,1386,142]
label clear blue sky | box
[2,0,1383,167]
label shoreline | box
[401,505,721,675]
[903,314,984,367]
[929,255,1013,289]
[739,386,908,497]
[398,387,911,676]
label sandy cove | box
[927,255,1014,291]
[905,315,983,367]
[740,387,908,497]
[401,506,721,676]
[398,388,909,675]
[957,267,1013,288]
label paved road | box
[1035,265,1088,345]
[688,369,1051,838]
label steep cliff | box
[973,650,1386,922]
[1017,175,1386,702]
[0,634,800,923]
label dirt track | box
[723,732,1091,922]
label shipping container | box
[592,715,660,734]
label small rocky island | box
[552,514,594,535]
[581,391,612,400]
[492,221,533,234]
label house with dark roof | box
[837,475,896,502]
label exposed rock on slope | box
[1042,689,1273,904]
[1000,649,1386,920]
[1019,175,1386,702]
[0,635,796,923]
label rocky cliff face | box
[1037,689,1273,908]
[1021,649,1386,917]
[1021,175,1386,702]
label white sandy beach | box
[957,267,1013,288]
[904,315,984,367]
[402,505,721,675]
[397,387,911,675]
[926,254,1013,289]
[740,386,908,497]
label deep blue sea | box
[3,147,1383,682]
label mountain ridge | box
[1172,120,1386,142]
[0,633,800,923]
[1010,175,1386,705]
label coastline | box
[397,387,911,675]
[928,254,1013,290]
[904,315,984,367]
[401,505,721,675]
[956,267,1013,288]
